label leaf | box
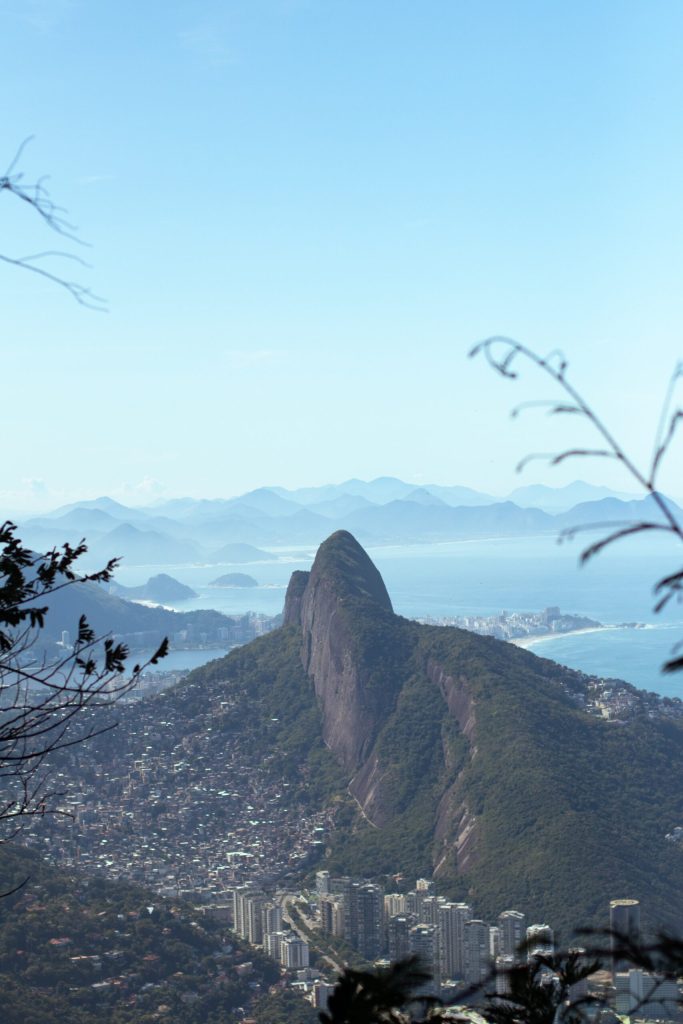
[77,614,95,646]
[149,636,169,665]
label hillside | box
[32,571,274,650]
[37,532,683,938]
[0,845,278,1024]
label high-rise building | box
[498,910,526,961]
[384,893,407,919]
[330,878,383,957]
[232,888,267,945]
[265,931,286,961]
[356,883,384,960]
[232,887,248,938]
[416,878,433,892]
[567,948,589,1003]
[320,895,345,937]
[420,895,446,926]
[262,902,282,937]
[495,954,515,996]
[244,893,267,946]
[410,923,440,994]
[280,933,310,970]
[465,920,490,985]
[333,877,358,945]
[526,924,554,962]
[312,981,337,1012]
[609,899,640,975]
[316,870,331,896]
[388,913,416,962]
[438,902,471,980]
[405,889,427,921]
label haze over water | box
[122,534,683,700]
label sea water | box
[116,534,683,698]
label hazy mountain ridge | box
[13,479,663,568]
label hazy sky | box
[3,0,683,510]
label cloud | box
[0,479,66,515]
[21,477,48,496]
[116,478,167,504]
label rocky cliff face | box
[283,531,398,773]
[283,531,478,863]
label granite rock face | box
[282,530,478,867]
[283,531,397,772]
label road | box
[278,892,344,974]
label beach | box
[509,624,616,650]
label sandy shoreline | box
[509,625,617,650]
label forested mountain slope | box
[48,532,683,937]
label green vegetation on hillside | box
[189,627,348,807]
[144,585,683,936]
[0,846,278,1024]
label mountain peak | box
[311,530,392,610]
[283,531,392,629]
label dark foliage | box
[0,522,166,844]
[320,956,438,1024]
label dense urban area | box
[18,604,683,1022]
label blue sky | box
[3,0,683,509]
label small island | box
[110,573,198,603]
[209,572,258,588]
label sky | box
[3,0,683,510]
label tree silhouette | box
[0,522,167,856]
[470,337,683,672]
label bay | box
[113,534,683,698]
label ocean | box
[118,534,683,699]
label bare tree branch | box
[470,337,683,672]
[0,137,106,309]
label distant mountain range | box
[12,479,675,569]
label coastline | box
[509,625,616,650]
